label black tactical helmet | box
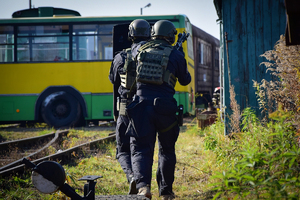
[128,19,151,41]
[151,20,177,44]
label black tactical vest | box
[120,48,136,89]
[136,41,177,87]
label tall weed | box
[209,108,300,199]
[208,36,300,199]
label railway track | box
[0,132,116,177]
[0,122,116,178]
[0,131,55,152]
[0,121,115,155]
[0,129,69,171]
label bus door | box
[113,23,131,55]
[111,23,131,119]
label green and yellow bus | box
[0,7,195,128]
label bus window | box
[17,25,69,62]
[0,26,14,62]
[72,24,114,61]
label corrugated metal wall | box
[220,0,286,132]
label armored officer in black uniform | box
[126,20,191,200]
[108,19,151,195]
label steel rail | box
[0,131,57,153]
[0,121,116,153]
[0,132,116,177]
[0,129,69,172]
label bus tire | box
[41,91,82,129]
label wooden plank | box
[255,0,265,81]
[262,0,273,82]
[246,0,256,110]
[238,0,248,109]
[278,0,287,39]
[230,0,247,109]
[271,0,281,46]
[222,0,232,134]
[252,0,264,111]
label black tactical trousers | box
[116,114,133,181]
[130,98,179,196]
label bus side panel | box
[82,93,92,120]
[0,95,37,121]
[91,94,113,120]
[82,93,114,121]
[0,62,112,95]
[174,92,189,114]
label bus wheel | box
[41,91,82,129]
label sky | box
[0,0,220,39]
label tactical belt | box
[136,97,180,133]
[159,120,178,133]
